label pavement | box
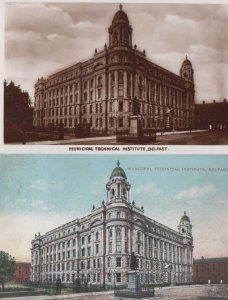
[25,130,208,145]
[1,285,228,300]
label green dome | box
[180,211,190,222]
[110,160,127,179]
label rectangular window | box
[96,244,99,254]
[87,260,90,269]
[109,242,112,253]
[116,257,121,267]
[116,273,121,282]
[116,241,121,253]
[97,258,100,268]
[84,92,87,101]
[118,117,123,128]
[118,85,124,97]
[98,88,101,99]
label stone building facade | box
[33,4,195,134]
[193,257,228,284]
[31,161,193,286]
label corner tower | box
[180,55,194,84]
[108,4,133,48]
[178,211,192,236]
[180,56,195,129]
[106,160,131,203]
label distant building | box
[33,4,195,134]
[195,99,228,130]
[13,262,31,283]
[193,257,228,284]
[31,161,193,286]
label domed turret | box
[106,161,131,203]
[182,57,192,68]
[178,211,192,235]
[108,4,133,48]
[110,160,127,179]
[112,4,129,24]
[180,55,194,82]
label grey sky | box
[5,2,228,103]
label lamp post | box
[113,270,116,291]
[115,114,118,136]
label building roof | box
[112,4,129,24]
[110,160,127,179]
[180,211,190,222]
[194,257,228,264]
[182,55,192,67]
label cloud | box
[193,210,228,258]
[30,179,47,191]
[135,182,160,196]
[174,184,217,200]
[4,3,228,101]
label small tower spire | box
[117,160,120,167]
[119,3,123,10]
[186,55,188,60]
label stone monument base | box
[114,271,154,298]
[116,115,156,144]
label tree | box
[0,251,16,291]
[4,80,33,143]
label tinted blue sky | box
[0,154,228,261]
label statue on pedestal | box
[130,252,138,270]
[132,97,140,116]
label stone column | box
[122,226,125,254]
[108,72,111,100]
[134,74,138,98]
[113,225,116,254]
[157,239,160,261]
[124,71,127,98]
[148,80,151,104]
[106,228,109,255]
[131,73,134,99]
[114,71,118,98]
[152,238,154,259]
[145,77,147,102]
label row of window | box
[35,72,192,110]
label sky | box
[4,2,228,104]
[0,154,228,262]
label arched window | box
[116,227,121,238]
[98,76,102,86]
[107,257,111,267]
[113,32,117,43]
[137,231,141,241]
